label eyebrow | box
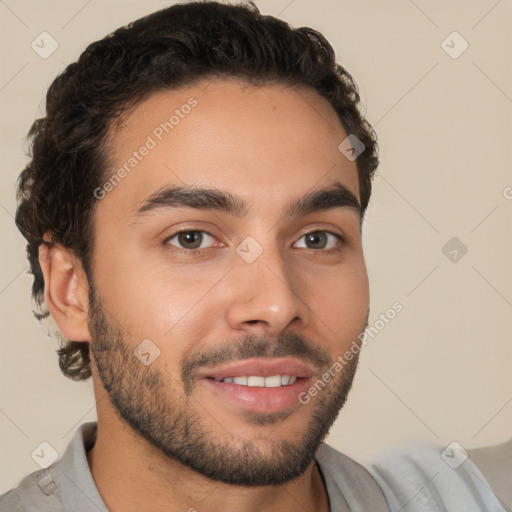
[133,181,361,222]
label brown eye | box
[166,230,215,250]
[305,232,327,249]
[294,231,343,250]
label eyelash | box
[163,229,345,256]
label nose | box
[223,243,310,337]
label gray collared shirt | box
[368,442,509,511]
[0,421,389,511]
[3,421,507,511]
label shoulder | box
[365,441,507,512]
[0,468,62,512]
[0,422,103,512]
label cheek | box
[307,259,369,350]
[94,229,212,324]
[124,261,232,356]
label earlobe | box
[38,241,92,342]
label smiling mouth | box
[198,357,316,382]
[198,358,317,414]
[207,375,298,387]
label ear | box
[38,239,92,342]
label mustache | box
[181,331,332,393]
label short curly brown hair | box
[15,0,378,381]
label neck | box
[87,406,330,512]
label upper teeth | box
[218,375,297,387]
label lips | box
[198,358,316,380]
[197,358,317,414]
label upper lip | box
[198,358,318,380]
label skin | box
[39,78,370,512]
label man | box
[1,1,507,511]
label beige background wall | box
[1,0,510,492]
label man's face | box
[88,79,369,485]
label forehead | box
[101,78,359,217]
